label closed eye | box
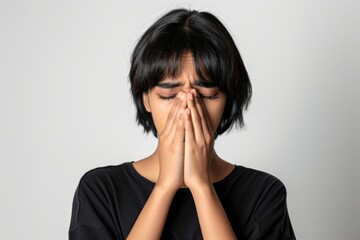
[199,92,219,100]
[158,92,219,101]
[158,94,176,101]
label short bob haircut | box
[129,8,252,137]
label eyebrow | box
[156,79,217,89]
[156,82,182,89]
[193,80,217,88]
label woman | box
[69,9,296,240]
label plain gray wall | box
[1,0,359,239]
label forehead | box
[180,52,195,67]
[160,52,203,81]
[158,52,217,88]
[167,52,196,80]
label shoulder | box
[236,166,290,216]
[70,163,133,238]
[236,165,287,191]
[81,162,132,179]
[77,162,134,191]
[224,165,288,205]
[234,167,295,238]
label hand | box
[184,89,215,189]
[156,92,187,191]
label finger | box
[174,107,185,146]
[192,89,213,135]
[187,91,203,141]
[179,91,188,109]
[196,90,214,135]
[202,103,214,135]
[184,108,195,145]
[168,92,187,139]
[161,96,182,136]
[195,94,214,151]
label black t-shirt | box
[69,162,296,240]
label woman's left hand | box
[183,89,215,190]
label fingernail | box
[188,93,193,100]
[191,89,197,98]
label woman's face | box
[143,53,227,135]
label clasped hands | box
[157,89,215,191]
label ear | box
[143,92,151,112]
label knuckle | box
[198,142,206,150]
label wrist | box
[188,179,213,195]
[155,180,180,195]
[189,183,218,208]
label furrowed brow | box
[193,79,217,88]
[156,82,182,89]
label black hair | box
[129,8,252,137]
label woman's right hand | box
[156,92,187,191]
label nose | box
[182,88,192,94]
[176,79,198,97]
[181,81,196,93]
[177,88,195,99]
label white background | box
[1,0,359,239]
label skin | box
[127,53,237,240]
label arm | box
[69,171,120,240]
[184,90,237,240]
[126,184,177,240]
[191,183,237,240]
[127,93,187,239]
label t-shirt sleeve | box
[69,170,123,240]
[245,175,296,240]
[69,225,113,240]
